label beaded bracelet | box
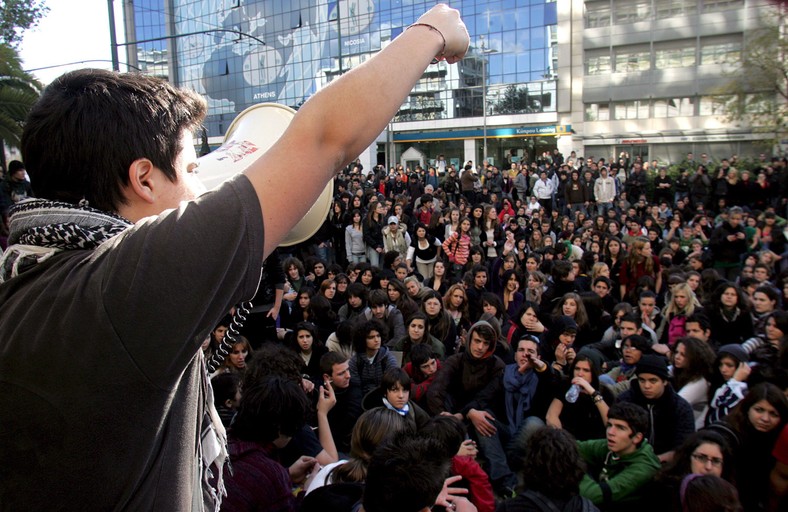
[407,22,446,63]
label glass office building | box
[121,0,565,170]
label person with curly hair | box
[499,427,598,512]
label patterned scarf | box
[0,199,131,283]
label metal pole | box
[481,35,487,166]
[107,0,120,71]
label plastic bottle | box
[565,383,580,403]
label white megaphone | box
[195,103,334,246]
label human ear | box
[126,158,157,204]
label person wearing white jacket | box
[594,167,617,216]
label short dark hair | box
[231,375,310,443]
[320,351,348,376]
[419,415,466,459]
[685,313,711,332]
[519,427,586,500]
[619,312,643,329]
[380,367,411,391]
[22,69,206,211]
[211,372,241,409]
[368,289,389,307]
[608,402,649,442]
[347,282,368,300]
[363,432,450,512]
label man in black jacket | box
[708,206,747,281]
[617,355,695,463]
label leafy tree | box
[0,0,49,47]
[0,43,42,151]
[714,5,787,150]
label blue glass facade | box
[127,0,558,139]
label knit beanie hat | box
[636,354,669,380]
[718,344,748,364]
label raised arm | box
[243,5,469,256]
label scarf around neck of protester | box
[503,363,538,431]
[0,198,132,284]
[382,397,410,416]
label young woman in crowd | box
[643,430,736,512]
[505,300,547,348]
[386,277,419,322]
[286,321,327,385]
[363,201,386,267]
[424,259,450,296]
[705,282,753,345]
[421,289,459,356]
[672,336,716,429]
[389,312,445,364]
[550,292,591,347]
[707,383,788,512]
[345,209,366,264]
[545,352,612,441]
[479,204,505,262]
[604,235,625,299]
[619,237,662,304]
[213,336,252,377]
[750,284,780,337]
[443,283,473,334]
[443,216,472,281]
[524,269,547,305]
[305,407,411,494]
[444,207,461,240]
[657,282,701,348]
[499,269,524,320]
[406,222,442,280]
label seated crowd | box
[208,152,788,512]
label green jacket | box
[577,439,660,509]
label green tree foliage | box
[0,43,42,149]
[0,0,49,47]
[714,5,787,148]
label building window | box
[700,37,742,65]
[614,47,651,72]
[655,0,698,19]
[586,53,612,75]
[653,97,696,117]
[655,42,696,69]
[585,103,610,121]
[613,100,649,119]
[699,95,733,116]
[702,0,743,13]
[586,1,611,28]
[613,1,652,25]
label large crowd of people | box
[2,2,788,509]
[201,151,788,511]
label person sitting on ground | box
[304,406,411,496]
[348,319,399,396]
[577,402,661,510]
[403,344,442,410]
[221,375,334,511]
[362,430,477,512]
[320,351,362,456]
[421,415,494,512]
[618,355,696,463]
[361,367,430,431]
[363,289,406,342]
[498,427,600,512]
[211,372,241,428]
